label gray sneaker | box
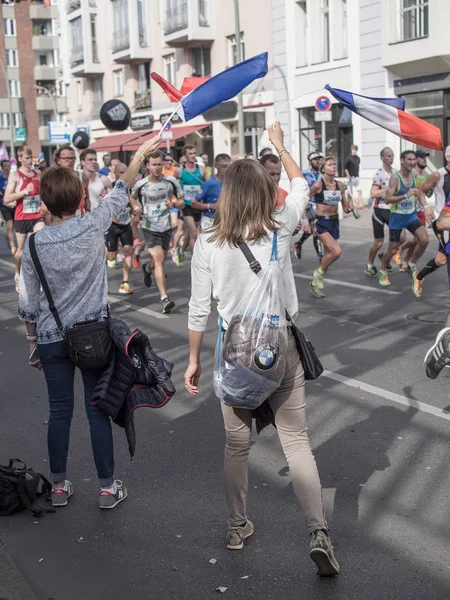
[310,529,340,576]
[51,480,74,507]
[226,520,254,550]
[99,480,128,509]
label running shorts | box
[105,222,133,252]
[316,215,340,240]
[182,206,202,222]
[372,207,390,239]
[141,228,171,251]
[14,218,44,234]
[389,212,422,242]
[0,204,15,222]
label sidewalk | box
[0,541,37,600]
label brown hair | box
[79,148,97,162]
[53,144,75,164]
[320,155,336,174]
[40,167,84,218]
[182,144,195,155]
[208,159,279,247]
[144,150,164,165]
[17,145,32,159]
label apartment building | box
[0,0,66,161]
[61,0,274,159]
[273,0,439,190]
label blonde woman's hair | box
[208,159,279,247]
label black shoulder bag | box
[29,234,113,371]
[238,240,323,381]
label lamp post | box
[34,84,59,149]
[0,57,15,159]
[234,0,245,156]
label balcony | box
[36,96,68,113]
[32,34,59,51]
[164,0,214,46]
[30,2,59,19]
[34,65,58,81]
[0,98,24,114]
[66,0,81,12]
[70,46,104,76]
[134,89,151,111]
[111,29,130,54]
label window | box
[3,18,15,37]
[39,55,48,66]
[111,0,130,52]
[311,0,330,64]
[228,33,245,66]
[1,113,9,129]
[53,49,60,67]
[137,61,151,92]
[6,49,18,68]
[164,54,176,86]
[57,113,65,122]
[198,0,209,26]
[57,80,66,97]
[71,17,83,62]
[40,112,52,127]
[192,47,211,76]
[114,69,124,97]
[334,0,347,59]
[90,15,99,62]
[93,76,103,113]
[295,1,307,67]
[137,0,146,47]
[9,80,20,98]
[76,80,82,109]
[401,0,428,41]
[165,0,188,34]
[14,113,23,128]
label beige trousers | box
[221,333,326,533]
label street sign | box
[14,127,26,142]
[48,121,71,143]
[164,121,172,131]
[315,96,332,112]
[161,131,173,140]
[315,111,332,122]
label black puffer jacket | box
[91,318,175,457]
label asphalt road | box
[1,211,450,600]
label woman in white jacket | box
[184,123,339,577]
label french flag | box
[152,52,268,123]
[325,85,444,151]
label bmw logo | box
[254,344,277,371]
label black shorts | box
[316,215,340,240]
[389,218,422,243]
[105,222,133,252]
[183,206,202,222]
[372,207,390,239]
[0,204,15,222]
[141,228,171,251]
[14,218,44,235]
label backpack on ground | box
[0,459,54,518]
[214,232,288,410]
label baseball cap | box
[308,151,324,161]
[445,146,450,156]
[415,150,430,158]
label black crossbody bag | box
[29,234,113,371]
[238,240,323,381]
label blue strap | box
[270,231,278,262]
[217,316,223,371]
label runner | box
[54,145,91,214]
[259,147,272,159]
[191,153,231,231]
[378,150,434,287]
[0,159,16,255]
[174,145,206,254]
[259,153,289,206]
[79,148,112,211]
[309,156,353,298]
[98,153,111,176]
[4,146,44,291]
[294,151,324,260]
[364,147,395,277]
[131,151,183,313]
[105,162,135,295]
[411,147,450,297]
[162,155,176,177]
[344,144,364,210]
[200,152,212,179]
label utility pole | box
[0,57,15,159]
[234,0,245,156]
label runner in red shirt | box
[4,146,44,291]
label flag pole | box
[234,0,245,157]
[273,87,325,125]
[157,103,182,137]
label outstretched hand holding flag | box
[325,84,444,151]
[152,52,269,133]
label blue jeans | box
[39,340,114,486]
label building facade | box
[0,0,66,162]
[273,0,440,192]
[60,0,274,161]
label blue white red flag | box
[325,85,444,151]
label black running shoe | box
[162,297,175,314]
[424,328,450,379]
[142,263,152,288]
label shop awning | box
[89,129,153,152]
[122,124,210,151]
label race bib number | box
[323,190,341,206]
[201,214,215,231]
[396,197,415,214]
[143,202,166,219]
[117,209,130,225]
[23,195,40,214]
[183,185,201,206]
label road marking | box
[0,257,168,320]
[294,273,402,294]
[322,369,450,422]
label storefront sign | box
[48,121,71,143]
[130,114,154,131]
[202,101,238,121]
[159,112,183,124]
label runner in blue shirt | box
[191,153,231,231]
